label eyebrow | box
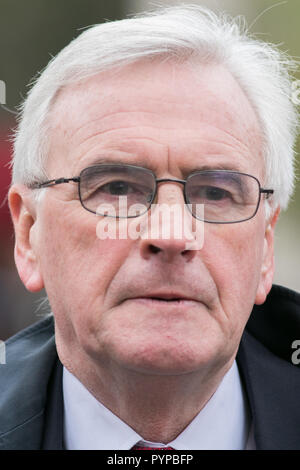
[83,156,153,171]
[82,156,245,176]
[189,163,244,174]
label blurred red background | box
[0,123,14,262]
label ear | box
[8,184,44,292]
[255,206,280,305]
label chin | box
[110,337,223,376]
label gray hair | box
[12,4,299,211]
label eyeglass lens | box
[80,165,155,218]
[79,165,260,222]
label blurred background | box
[0,0,299,340]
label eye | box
[86,178,153,203]
[190,185,232,202]
[202,186,230,201]
[102,180,131,195]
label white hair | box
[12,4,299,211]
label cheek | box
[36,202,133,324]
[202,220,265,322]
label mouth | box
[127,293,197,304]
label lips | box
[129,292,196,302]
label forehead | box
[47,59,263,177]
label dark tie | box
[132,444,174,450]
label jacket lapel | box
[41,358,64,449]
[0,317,57,450]
[237,329,300,450]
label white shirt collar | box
[63,360,253,450]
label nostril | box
[149,244,162,254]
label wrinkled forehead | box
[46,59,264,176]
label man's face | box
[11,60,277,375]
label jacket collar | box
[41,358,64,449]
[0,316,57,450]
[237,329,300,449]
[236,285,300,450]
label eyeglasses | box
[30,163,274,224]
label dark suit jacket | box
[0,284,300,450]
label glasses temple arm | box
[260,189,274,199]
[30,177,80,188]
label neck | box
[62,352,234,443]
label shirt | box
[63,360,255,450]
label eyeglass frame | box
[30,164,274,224]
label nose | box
[139,182,200,262]
[140,236,197,262]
